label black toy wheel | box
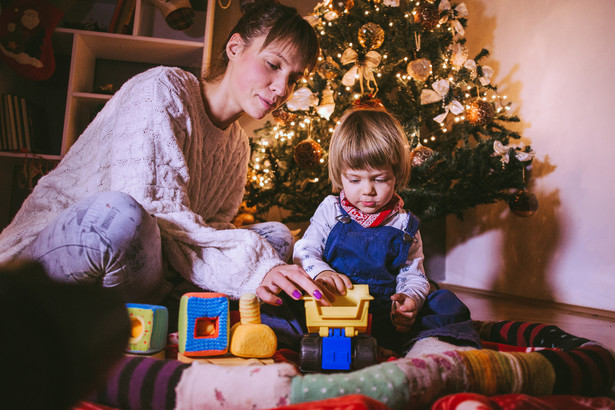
[352,334,377,370]
[299,334,322,372]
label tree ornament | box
[353,95,384,109]
[294,139,323,169]
[358,22,385,50]
[508,190,539,217]
[328,0,354,14]
[414,2,440,30]
[466,99,495,125]
[316,85,336,120]
[316,56,340,80]
[411,145,435,168]
[407,58,432,82]
[286,87,318,112]
[271,108,295,125]
[341,47,381,95]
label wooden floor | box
[442,284,615,352]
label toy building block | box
[178,292,229,357]
[126,303,168,354]
[229,293,277,358]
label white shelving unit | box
[0,0,215,158]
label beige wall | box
[444,0,615,311]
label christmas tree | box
[245,0,535,223]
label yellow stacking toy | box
[229,293,277,358]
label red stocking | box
[0,0,63,81]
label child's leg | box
[404,289,482,354]
[20,191,169,303]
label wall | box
[444,0,615,312]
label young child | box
[294,107,481,355]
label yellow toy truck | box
[300,284,378,372]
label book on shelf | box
[4,94,18,152]
[12,95,25,151]
[0,93,37,154]
[0,95,7,151]
[20,97,33,153]
[108,0,125,33]
[114,0,136,34]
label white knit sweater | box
[0,66,284,298]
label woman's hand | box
[256,264,331,306]
[315,270,353,297]
[390,293,418,333]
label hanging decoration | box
[286,87,318,112]
[463,59,494,86]
[508,190,539,217]
[466,99,495,125]
[328,0,354,15]
[413,2,440,30]
[438,0,468,36]
[316,85,336,120]
[492,141,533,165]
[407,58,432,82]
[420,78,464,123]
[271,108,296,125]
[357,22,385,50]
[341,47,382,95]
[316,56,340,80]
[410,144,435,168]
[294,139,324,169]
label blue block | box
[178,293,229,356]
[322,328,351,370]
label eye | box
[267,61,280,70]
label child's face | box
[341,166,396,214]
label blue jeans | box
[20,191,293,303]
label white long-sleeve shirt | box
[293,195,430,309]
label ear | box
[226,32,245,61]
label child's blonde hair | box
[328,107,411,192]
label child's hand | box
[315,270,353,297]
[390,293,418,333]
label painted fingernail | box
[313,290,322,300]
[276,298,283,305]
[292,290,302,299]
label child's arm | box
[392,230,430,332]
[390,293,418,332]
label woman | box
[0,0,329,307]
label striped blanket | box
[86,320,615,409]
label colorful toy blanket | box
[82,320,615,409]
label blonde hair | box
[328,108,411,192]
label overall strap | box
[403,212,420,243]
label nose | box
[270,74,291,99]
[361,181,376,195]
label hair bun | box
[239,0,280,13]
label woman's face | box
[226,34,307,119]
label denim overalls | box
[322,201,481,353]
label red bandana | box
[340,191,404,228]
